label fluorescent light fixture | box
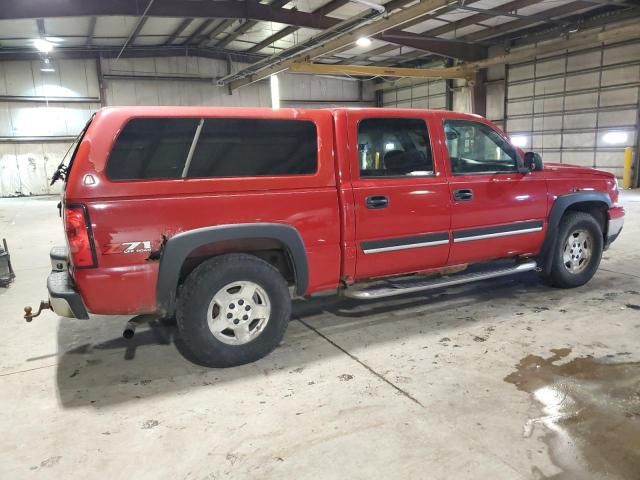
[40,58,55,73]
[356,37,371,47]
[602,131,628,145]
[270,74,280,110]
[385,142,395,151]
[510,135,529,148]
[33,38,54,53]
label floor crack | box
[296,318,424,408]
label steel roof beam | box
[245,0,411,54]
[164,18,193,45]
[387,0,595,65]
[217,0,291,50]
[85,17,97,46]
[226,0,454,90]
[377,31,487,61]
[340,0,541,64]
[0,45,266,63]
[182,19,214,45]
[0,0,343,31]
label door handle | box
[453,189,473,201]
[366,195,389,209]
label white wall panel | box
[598,109,637,127]
[600,87,638,107]
[381,80,447,109]
[533,114,562,131]
[567,50,601,71]
[564,112,597,129]
[0,56,372,196]
[0,142,65,196]
[565,72,600,91]
[505,39,640,178]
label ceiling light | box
[40,58,55,73]
[356,37,371,47]
[34,38,54,53]
[510,135,529,148]
[602,131,628,145]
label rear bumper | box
[47,247,89,319]
[605,206,624,250]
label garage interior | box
[1,0,640,478]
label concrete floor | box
[1,192,639,480]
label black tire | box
[176,253,291,367]
[544,211,603,288]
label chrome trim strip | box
[363,239,450,254]
[453,226,543,243]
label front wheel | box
[176,253,292,367]
[543,211,603,288]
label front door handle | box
[366,195,389,209]
[453,189,473,201]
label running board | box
[343,260,538,300]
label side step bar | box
[343,260,538,300]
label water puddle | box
[505,348,640,479]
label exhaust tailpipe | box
[123,320,137,339]
[122,314,158,339]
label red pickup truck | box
[26,107,624,367]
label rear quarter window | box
[106,117,318,180]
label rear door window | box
[185,118,317,178]
[357,118,433,177]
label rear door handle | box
[366,195,389,209]
[453,189,473,201]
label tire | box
[176,253,291,367]
[543,211,603,289]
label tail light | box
[64,205,97,268]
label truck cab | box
[26,107,624,367]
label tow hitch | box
[24,301,52,322]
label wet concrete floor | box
[1,191,640,479]
[506,348,640,480]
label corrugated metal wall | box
[0,56,373,197]
[379,35,640,183]
[381,79,449,109]
[504,39,640,178]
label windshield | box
[50,114,94,186]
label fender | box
[539,191,611,274]
[156,223,308,316]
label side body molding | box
[539,191,611,273]
[156,223,309,316]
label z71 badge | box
[104,241,152,254]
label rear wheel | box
[176,253,291,367]
[544,211,603,288]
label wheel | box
[176,253,291,367]
[543,211,603,288]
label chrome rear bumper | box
[47,247,89,319]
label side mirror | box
[522,152,543,172]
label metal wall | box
[381,79,449,110]
[504,39,640,179]
[0,57,373,197]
